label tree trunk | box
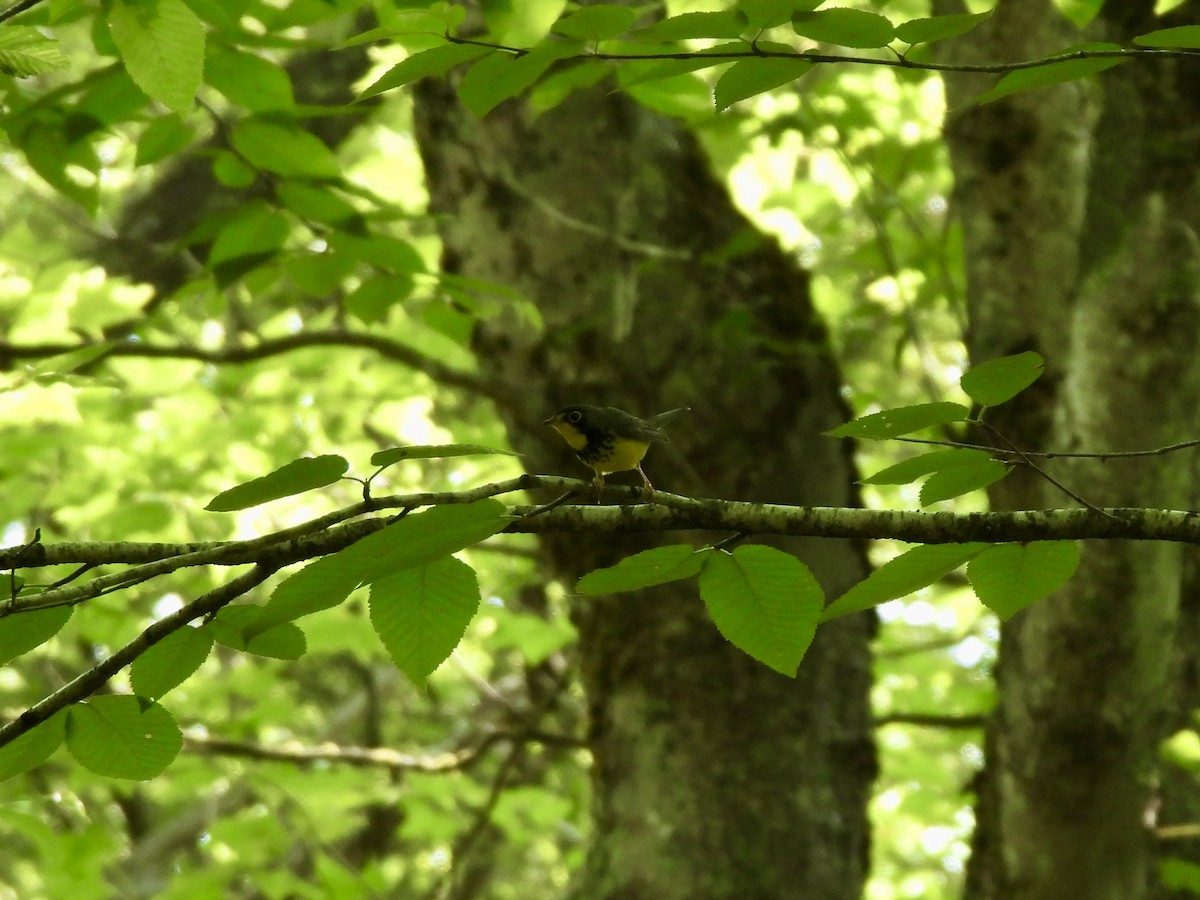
[940,1,1200,897]
[413,68,876,898]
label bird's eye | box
[567,410,583,424]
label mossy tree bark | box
[413,71,876,899]
[939,1,1200,897]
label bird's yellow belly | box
[580,437,650,474]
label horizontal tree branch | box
[183,727,585,773]
[875,712,988,729]
[0,331,502,404]
[448,34,1200,76]
[6,476,1200,586]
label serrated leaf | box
[458,42,581,118]
[822,543,990,621]
[360,43,491,99]
[976,51,1127,103]
[66,696,181,780]
[129,626,213,699]
[371,444,519,467]
[0,606,72,667]
[230,118,341,179]
[205,49,294,111]
[968,541,1080,619]
[827,402,968,439]
[698,545,823,676]
[714,57,812,110]
[108,0,204,113]
[249,499,509,635]
[208,606,306,659]
[206,455,348,511]
[577,544,707,595]
[862,448,994,485]
[634,10,748,41]
[553,4,637,40]
[792,8,895,49]
[370,556,481,684]
[960,351,1044,408]
[919,459,1010,505]
[737,0,805,30]
[0,712,66,783]
[0,27,69,77]
[1133,25,1200,49]
[206,206,290,268]
[895,11,991,45]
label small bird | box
[544,405,689,499]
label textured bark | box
[413,69,875,898]
[940,1,1200,897]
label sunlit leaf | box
[699,545,823,676]
[976,49,1128,103]
[826,402,968,439]
[919,459,1010,505]
[895,11,992,45]
[554,4,637,40]
[960,351,1044,408]
[458,42,582,118]
[634,10,748,41]
[360,43,491,99]
[862,448,994,485]
[370,556,481,683]
[208,606,307,660]
[968,541,1080,619]
[230,118,341,178]
[577,544,708,595]
[822,543,990,621]
[0,606,72,667]
[108,0,204,113]
[206,455,349,511]
[0,712,66,783]
[714,58,812,111]
[371,444,519,467]
[792,8,895,48]
[66,696,182,780]
[130,627,213,699]
[1133,26,1200,49]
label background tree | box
[0,1,1198,898]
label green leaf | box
[370,443,519,467]
[230,118,341,179]
[206,205,291,268]
[276,183,362,228]
[634,10,748,41]
[826,402,968,439]
[458,42,582,118]
[370,556,481,684]
[862,448,995,485]
[737,0,806,30]
[698,545,823,676]
[960,351,1044,408]
[822,543,990,621]
[345,273,416,323]
[0,606,72,667]
[792,8,895,49]
[919,458,1010,505]
[207,606,307,659]
[135,114,195,166]
[359,43,490,100]
[249,500,509,635]
[328,232,426,274]
[577,544,707,595]
[0,712,67,783]
[108,0,205,114]
[714,58,812,111]
[205,454,349,511]
[1133,26,1200,49]
[129,626,213,699]
[553,4,637,40]
[976,50,1127,103]
[205,49,294,111]
[66,696,182,780]
[0,27,69,77]
[968,541,1080,619]
[895,11,991,45]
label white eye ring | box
[567,411,582,424]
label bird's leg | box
[637,465,656,503]
[593,472,605,503]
